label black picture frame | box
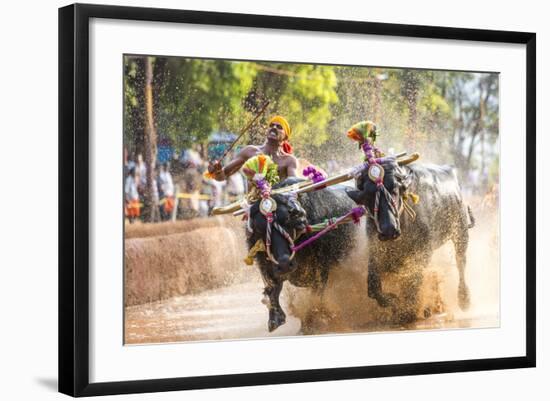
[59,3,536,397]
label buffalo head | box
[248,193,307,274]
[346,158,412,241]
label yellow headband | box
[268,115,291,138]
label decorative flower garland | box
[242,154,279,201]
[240,149,417,266]
[302,166,327,184]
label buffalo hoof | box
[397,310,417,325]
[375,292,398,308]
[268,309,286,332]
[423,307,432,319]
[301,305,334,334]
[458,282,471,310]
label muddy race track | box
[124,211,499,345]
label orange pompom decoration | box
[346,128,364,143]
[257,154,266,172]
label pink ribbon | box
[291,206,366,253]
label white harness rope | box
[264,217,297,265]
[243,189,300,266]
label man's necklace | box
[263,148,282,159]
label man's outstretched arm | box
[208,146,255,181]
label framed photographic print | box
[58,3,536,397]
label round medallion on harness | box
[259,197,277,216]
[368,164,385,182]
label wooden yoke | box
[212,152,418,216]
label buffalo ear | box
[346,189,365,205]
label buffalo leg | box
[262,278,286,332]
[397,263,425,324]
[368,262,398,308]
[453,231,471,310]
[258,262,287,332]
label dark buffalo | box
[248,177,358,332]
[346,158,475,324]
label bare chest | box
[249,148,290,177]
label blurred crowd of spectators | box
[124,150,247,223]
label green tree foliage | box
[448,73,499,174]
[124,57,339,158]
[124,56,499,191]
[124,57,146,157]
[247,63,338,153]
[156,58,257,149]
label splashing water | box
[125,204,499,344]
[285,206,499,334]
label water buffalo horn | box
[397,152,420,165]
[211,202,242,215]
[393,151,408,159]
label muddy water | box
[125,280,302,344]
[125,210,499,345]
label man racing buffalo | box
[207,115,298,183]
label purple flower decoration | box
[361,141,375,159]
[303,166,327,184]
[361,140,389,165]
[253,174,271,198]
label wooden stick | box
[212,180,312,216]
[294,171,354,195]
[217,151,412,216]
[217,101,270,163]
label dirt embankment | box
[125,216,242,239]
[125,216,248,306]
